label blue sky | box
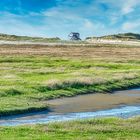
[0,0,140,39]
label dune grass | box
[0,33,61,42]
[0,117,140,140]
[86,32,140,41]
[0,45,140,116]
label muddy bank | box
[0,88,139,126]
[47,88,140,113]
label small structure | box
[68,32,81,40]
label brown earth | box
[0,44,140,60]
[47,89,140,113]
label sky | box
[0,0,140,39]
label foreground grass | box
[0,45,140,116]
[0,117,140,140]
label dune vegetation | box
[86,33,140,41]
[0,33,61,42]
[0,44,140,116]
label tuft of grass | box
[5,89,24,96]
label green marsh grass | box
[0,117,140,140]
[0,45,140,116]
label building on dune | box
[68,32,81,40]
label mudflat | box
[47,89,140,113]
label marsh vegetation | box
[0,44,140,116]
[0,117,140,140]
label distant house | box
[68,32,81,40]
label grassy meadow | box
[0,117,140,140]
[0,44,140,116]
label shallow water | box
[0,106,140,126]
[0,88,140,126]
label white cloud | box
[121,0,140,15]
[84,20,94,29]
[100,0,140,15]
[0,12,47,37]
[42,1,109,38]
[122,21,140,31]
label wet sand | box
[47,89,140,113]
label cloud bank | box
[0,0,140,39]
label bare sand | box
[86,39,140,46]
[1,39,140,46]
[47,89,140,113]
